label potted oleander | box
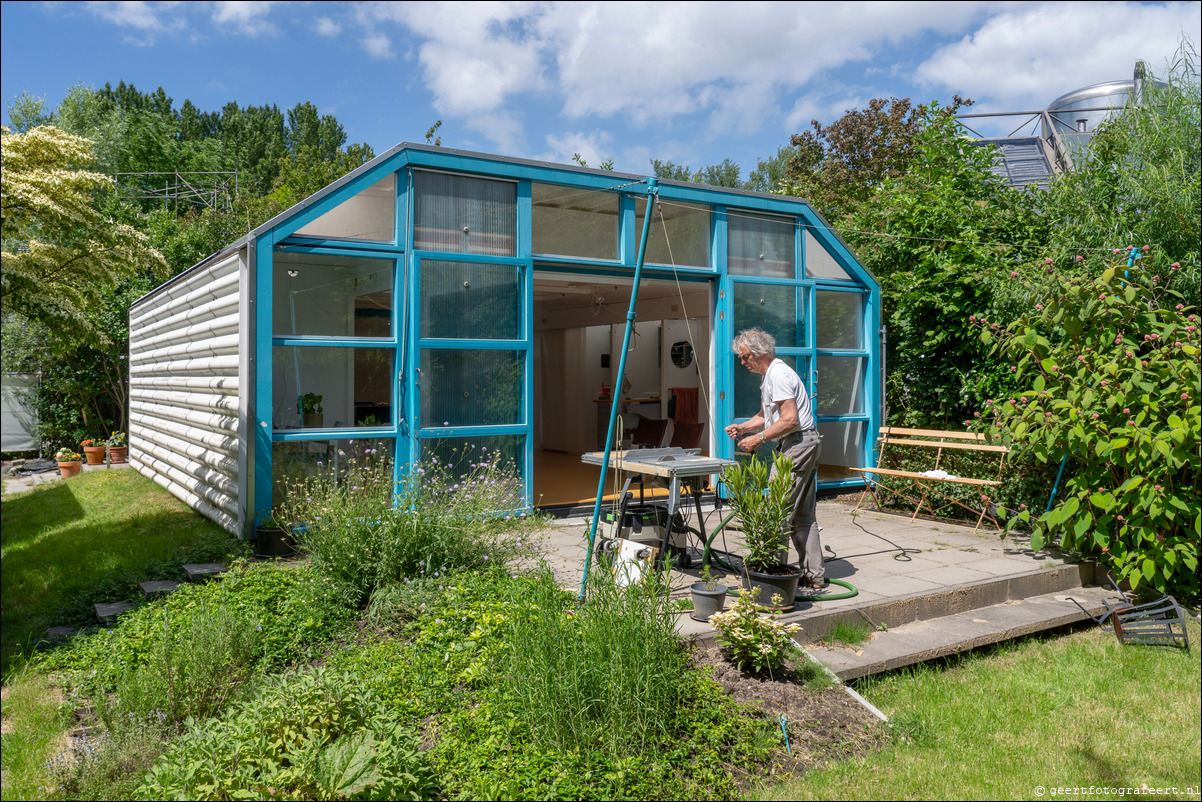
[107,430,128,463]
[55,447,83,478]
[689,564,729,622]
[722,452,802,611]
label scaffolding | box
[115,170,239,212]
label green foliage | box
[722,452,795,570]
[1041,42,1201,310]
[709,587,802,674]
[650,157,744,188]
[45,710,174,801]
[278,445,535,603]
[139,667,437,801]
[979,252,1199,599]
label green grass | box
[823,619,872,648]
[757,621,1202,801]
[1,469,242,672]
[0,667,65,801]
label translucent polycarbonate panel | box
[732,355,804,421]
[271,437,394,507]
[420,435,528,505]
[421,260,521,340]
[816,420,868,481]
[816,356,865,417]
[728,212,795,278]
[732,282,804,351]
[805,230,854,281]
[414,172,516,256]
[272,347,394,430]
[273,252,394,338]
[294,174,396,242]
[634,198,710,267]
[815,290,865,350]
[532,182,619,260]
[421,349,524,427]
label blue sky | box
[2,1,1198,177]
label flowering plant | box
[80,438,104,449]
[107,431,127,447]
[708,586,801,675]
[55,447,82,462]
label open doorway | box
[531,272,713,509]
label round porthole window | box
[670,340,694,368]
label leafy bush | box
[709,587,802,675]
[45,711,173,801]
[978,252,1199,599]
[279,444,536,602]
[722,453,794,570]
[139,667,437,801]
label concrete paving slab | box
[95,602,135,623]
[907,565,998,586]
[139,580,181,599]
[183,563,228,582]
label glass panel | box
[294,174,396,242]
[733,355,803,421]
[816,420,867,482]
[815,290,864,350]
[421,349,524,427]
[805,230,854,281]
[532,183,619,260]
[634,198,710,267]
[273,252,394,338]
[271,436,394,508]
[422,434,526,489]
[414,172,516,256]
[272,347,394,430]
[816,356,865,416]
[732,282,804,350]
[728,212,795,278]
[421,260,521,340]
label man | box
[723,327,824,589]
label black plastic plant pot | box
[254,526,295,558]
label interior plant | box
[297,392,323,414]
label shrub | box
[977,251,1199,599]
[44,711,173,801]
[721,453,794,571]
[279,444,536,602]
[709,587,802,675]
[139,667,437,801]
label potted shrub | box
[722,452,801,611]
[255,510,296,558]
[107,430,128,463]
[297,393,324,428]
[55,447,83,478]
[79,437,106,466]
[689,564,729,622]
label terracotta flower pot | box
[58,460,83,478]
[83,446,106,465]
[109,446,129,463]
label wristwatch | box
[758,432,767,445]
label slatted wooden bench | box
[852,427,1009,532]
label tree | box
[650,158,743,187]
[745,144,799,194]
[783,96,972,220]
[268,143,376,208]
[1,125,166,341]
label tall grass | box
[502,563,690,755]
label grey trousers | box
[772,430,823,582]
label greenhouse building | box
[127,143,882,537]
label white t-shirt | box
[760,358,815,433]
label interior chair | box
[629,414,669,449]
[668,421,705,450]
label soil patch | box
[692,643,889,773]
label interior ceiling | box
[532,275,703,315]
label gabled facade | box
[128,144,882,536]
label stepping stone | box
[95,602,135,624]
[45,626,78,639]
[139,580,181,600]
[182,563,228,582]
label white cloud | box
[211,1,279,37]
[83,0,187,42]
[315,16,341,37]
[915,2,1202,110]
[540,129,617,167]
[362,32,393,58]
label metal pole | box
[579,178,659,600]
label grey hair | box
[732,327,776,358]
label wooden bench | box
[852,427,1009,532]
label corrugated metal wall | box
[128,253,244,535]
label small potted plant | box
[55,447,83,478]
[79,437,107,466]
[722,452,802,611]
[297,393,324,428]
[107,431,128,463]
[255,510,296,558]
[689,564,729,622]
